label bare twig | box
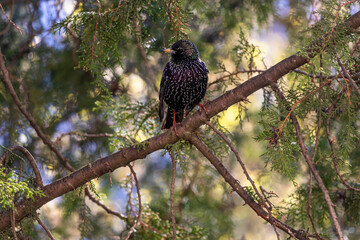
[0,3,22,34]
[293,69,337,79]
[205,121,268,208]
[177,158,200,217]
[339,72,352,105]
[35,212,55,240]
[124,164,142,240]
[184,134,309,240]
[169,151,177,240]
[55,131,114,145]
[11,208,18,240]
[85,187,127,220]
[207,69,264,89]
[0,0,14,36]
[0,145,43,187]
[67,27,80,65]
[259,186,281,240]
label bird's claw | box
[171,122,181,137]
[196,103,209,117]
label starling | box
[159,39,209,131]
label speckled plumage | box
[159,39,209,129]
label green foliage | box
[53,0,191,77]
[278,185,331,236]
[94,95,158,149]
[233,29,261,69]
[0,167,44,210]
[255,107,300,184]
[79,202,93,239]
[127,204,206,239]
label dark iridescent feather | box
[159,39,209,129]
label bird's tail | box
[162,108,184,129]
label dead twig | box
[184,134,309,240]
[205,121,269,208]
[0,3,22,35]
[124,164,142,240]
[0,145,43,187]
[35,212,55,240]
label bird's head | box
[162,39,199,62]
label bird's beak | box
[162,48,175,54]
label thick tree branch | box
[0,10,359,232]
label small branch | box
[177,158,200,217]
[339,72,352,105]
[10,207,18,240]
[207,69,264,89]
[278,78,333,134]
[139,219,169,238]
[325,107,360,192]
[259,186,281,240]
[335,50,360,97]
[271,84,344,240]
[67,27,80,65]
[293,69,337,79]
[35,212,55,240]
[307,113,323,239]
[85,187,127,220]
[165,0,173,23]
[0,3,22,35]
[0,0,14,36]
[55,131,114,145]
[0,145,43,187]
[184,134,309,240]
[205,121,268,208]
[169,152,177,240]
[124,164,142,240]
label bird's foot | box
[171,118,181,137]
[196,103,209,116]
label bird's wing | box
[199,59,209,73]
[159,62,170,121]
